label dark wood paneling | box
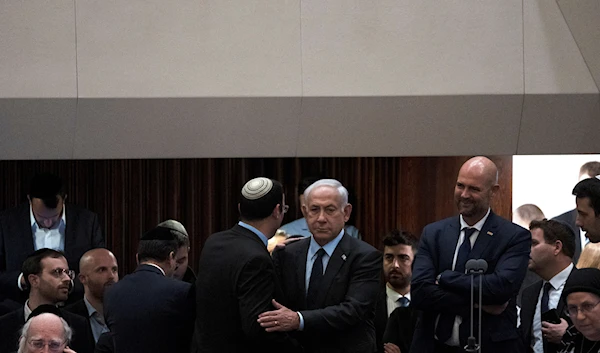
[0,156,512,275]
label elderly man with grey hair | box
[18,312,76,353]
[258,178,381,353]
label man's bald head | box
[19,313,72,353]
[455,156,500,226]
[78,248,119,301]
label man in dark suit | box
[194,177,301,353]
[553,161,600,264]
[374,229,418,353]
[258,179,381,353]
[103,226,194,353]
[411,156,531,353]
[0,249,94,353]
[64,248,119,343]
[0,173,104,308]
[519,219,576,353]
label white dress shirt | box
[386,284,411,316]
[531,263,574,353]
[30,205,66,251]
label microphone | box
[464,259,488,353]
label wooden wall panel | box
[0,156,512,275]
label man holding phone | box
[520,219,577,353]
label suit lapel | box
[296,239,310,307]
[522,281,543,339]
[63,204,76,260]
[317,233,350,306]
[441,219,460,270]
[16,203,35,256]
[469,211,498,260]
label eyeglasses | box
[567,300,600,317]
[49,268,75,279]
[281,205,289,214]
[28,339,66,352]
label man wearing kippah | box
[194,177,302,353]
[103,226,195,353]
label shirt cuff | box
[297,312,304,331]
[17,273,24,291]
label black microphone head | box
[476,259,488,272]
[465,259,479,271]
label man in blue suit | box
[411,156,531,353]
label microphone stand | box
[464,259,488,353]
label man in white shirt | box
[519,219,576,353]
[0,173,104,308]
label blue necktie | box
[436,228,477,342]
[541,282,552,313]
[306,248,326,309]
[398,297,410,308]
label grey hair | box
[18,314,72,353]
[303,179,349,206]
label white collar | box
[548,263,574,290]
[386,283,410,301]
[460,208,491,231]
[144,262,166,276]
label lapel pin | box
[487,231,494,236]
[341,254,347,261]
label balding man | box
[194,177,302,353]
[64,248,118,343]
[18,312,76,353]
[411,156,531,353]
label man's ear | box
[343,204,353,222]
[135,253,139,265]
[27,274,39,287]
[78,273,86,285]
[554,240,564,256]
[169,251,175,260]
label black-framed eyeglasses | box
[28,339,66,352]
[566,300,600,317]
[49,268,75,279]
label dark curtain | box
[0,156,511,275]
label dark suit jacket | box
[272,232,382,353]
[193,224,302,353]
[410,211,531,353]
[104,264,194,353]
[382,306,418,353]
[553,210,581,264]
[519,268,576,353]
[375,290,418,353]
[0,305,94,353]
[0,203,104,302]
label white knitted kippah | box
[242,177,273,200]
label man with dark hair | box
[411,156,530,353]
[103,226,194,353]
[279,176,362,239]
[64,249,119,343]
[157,219,194,282]
[572,177,600,244]
[553,162,600,263]
[0,249,93,353]
[194,177,301,353]
[375,229,418,353]
[520,220,577,353]
[258,179,381,353]
[0,173,104,308]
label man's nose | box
[393,258,400,268]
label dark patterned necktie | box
[306,248,326,309]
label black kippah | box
[27,304,62,321]
[563,268,600,301]
[141,226,177,241]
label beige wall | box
[1,0,598,159]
